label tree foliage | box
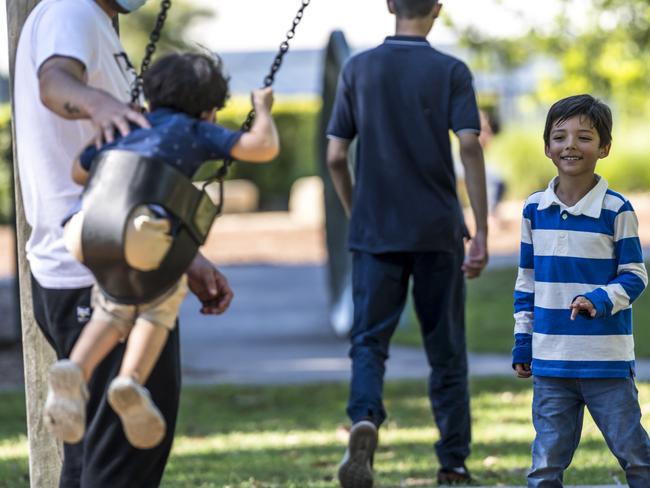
[449,0,650,115]
[120,0,214,70]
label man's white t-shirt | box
[14,0,137,289]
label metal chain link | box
[212,0,311,192]
[130,0,173,105]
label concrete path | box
[178,264,650,385]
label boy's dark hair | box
[392,0,437,19]
[143,52,230,118]
[543,94,612,148]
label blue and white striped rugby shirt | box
[512,176,647,378]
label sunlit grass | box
[2,379,648,487]
[395,264,650,358]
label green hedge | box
[0,97,321,222]
[3,104,649,221]
[0,106,12,225]
[195,96,321,209]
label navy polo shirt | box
[327,36,480,253]
[79,108,243,177]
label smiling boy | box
[512,94,650,487]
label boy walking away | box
[326,0,488,486]
[512,94,650,487]
[44,52,279,449]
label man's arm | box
[38,56,149,146]
[326,137,353,216]
[458,131,488,278]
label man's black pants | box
[31,276,181,488]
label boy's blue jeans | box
[529,376,650,488]
[347,248,470,469]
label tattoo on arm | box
[64,102,81,115]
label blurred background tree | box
[120,0,214,66]
[445,0,650,198]
[450,0,650,115]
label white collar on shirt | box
[537,175,609,218]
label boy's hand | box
[514,363,532,378]
[462,229,488,279]
[570,296,596,320]
[252,87,274,114]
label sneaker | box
[437,465,474,485]
[43,360,88,444]
[107,376,166,449]
[337,420,378,488]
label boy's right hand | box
[252,87,274,114]
[514,363,532,379]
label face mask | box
[115,0,148,12]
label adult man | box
[326,0,488,486]
[13,0,233,485]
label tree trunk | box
[6,1,63,486]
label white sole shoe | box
[43,360,88,444]
[337,420,378,488]
[107,376,166,449]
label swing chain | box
[211,0,311,190]
[130,0,173,105]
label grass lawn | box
[2,378,649,487]
[394,265,650,358]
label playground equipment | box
[81,0,312,303]
[319,30,354,337]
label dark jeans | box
[347,248,470,468]
[31,275,181,488]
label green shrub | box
[486,118,650,199]
[0,97,321,218]
[195,96,321,209]
[0,105,13,225]
[487,125,554,199]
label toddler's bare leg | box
[69,318,123,382]
[119,319,169,385]
[45,317,122,444]
[108,320,169,449]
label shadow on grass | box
[0,379,640,487]
[161,436,627,487]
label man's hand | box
[462,229,488,279]
[514,363,532,379]
[186,253,234,315]
[86,90,150,147]
[570,296,596,320]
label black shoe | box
[437,465,474,485]
[337,420,378,488]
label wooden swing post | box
[7,1,62,486]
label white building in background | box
[220,43,556,125]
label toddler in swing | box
[44,52,279,449]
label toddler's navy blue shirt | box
[327,36,480,253]
[80,107,243,177]
[63,108,242,227]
